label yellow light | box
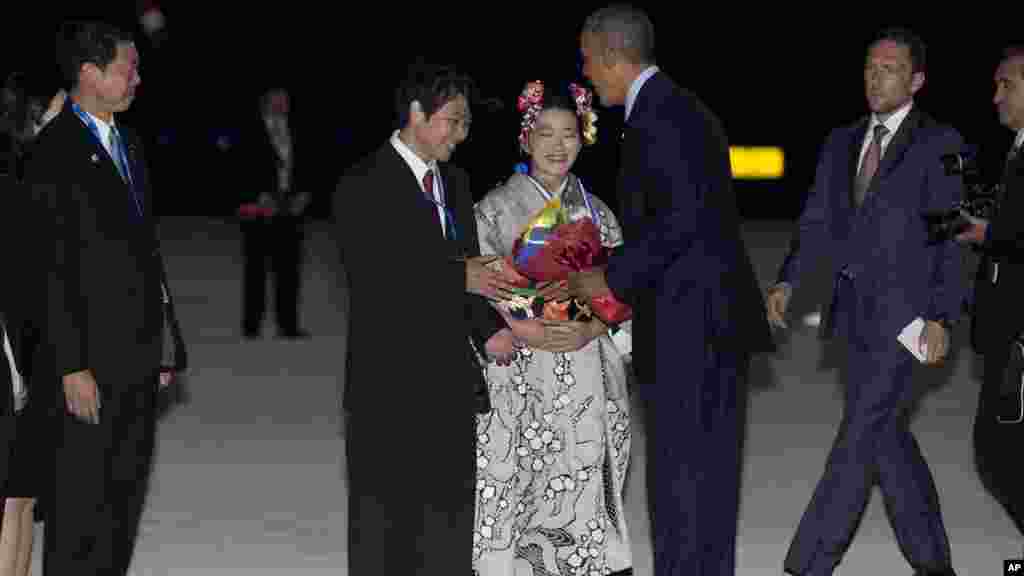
[730,146,784,179]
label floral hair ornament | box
[517,80,545,148]
[569,83,598,146]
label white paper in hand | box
[897,317,928,363]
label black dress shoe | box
[243,328,261,339]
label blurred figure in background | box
[238,87,311,339]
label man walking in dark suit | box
[766,28,966,576]
[333,63,516,576]
[239,87,311,339]
[23,21,185,575]
[570,5,775,574]
[955,44,1024,539]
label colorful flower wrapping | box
[492,199,632,324]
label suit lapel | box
[875,106,921,182]
[848,118,868,204]
[62,105,130,192]
[847,107,922,209]
[437,164,465,256]
[383,145,447,248]
[616,72,667,224]
[120,127,148,218]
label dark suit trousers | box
[784,330,952,575]
[43,378,157,576]
[346,407,475,575]
[241,216,303,333]
[642,344,748,576]
[973,344,1024,536]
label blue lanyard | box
[71,102,141,217]
[423,168,458,241]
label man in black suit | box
[570,5,775,575]
[23,21,185,575]
[956,44,1024,538]
[238,87,310,339]
[333,63,517,575]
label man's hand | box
[765,283,792,330]
[568,267,611,303]
[160,371,175,389]
[466,255,518,300]
[538,319,604,353]
[953,210,988,245]
[63,369,100,425]
[919,320,949,365]
[508,317,603,353]
[536,279,569,302]
[485,329,517,366]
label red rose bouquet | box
[491,197,632,324]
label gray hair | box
[582,4,655,65]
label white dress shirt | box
[77,107,117,160]
[857,100,914,172]
[390,130,447,237]
[624,65,659,123]
[1014,128,1024,152]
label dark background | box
[4,5,1021,221]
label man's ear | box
[78,61,106,91]
[910,71,925,94]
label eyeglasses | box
[436,115,471,133]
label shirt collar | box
[625,65,659,122]
[71,101,117,145]
[868,100,912,138]
[390,130,437,183]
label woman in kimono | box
[472,80,632,576]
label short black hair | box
[870,27,926,74]
[394,62,475,129]
[582,4,655,65]
[56,20,134,89]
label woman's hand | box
[508,317,607,353]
